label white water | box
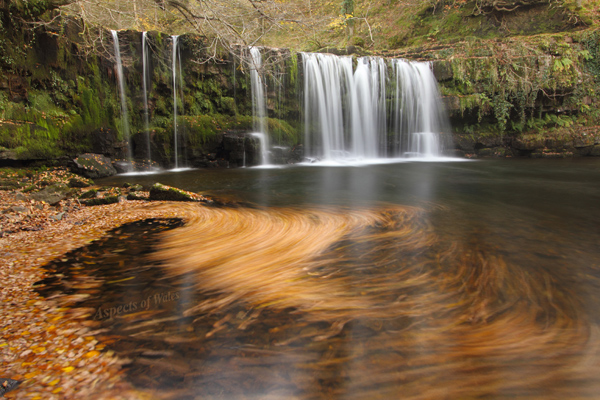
[110,30,132,162]
[172,35,180,168]
[249,47,270,165]
[142,32,151,162]
[390,60,449,157]
[407,132,440,158]
[251,132,270,165]
[301,53,451,162]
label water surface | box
[43,159,600,399]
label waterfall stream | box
[110,30,132,162]
[142,32,151,163]
[110,40,452,169]
[301,53,450,162]
[172,35,180,169]
[249,47,270,165]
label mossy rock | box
[81,195,120,206]
[79,188,98,199]
[0,179,21,190]
[29,183,70,205]
[149,183,210,202]
[68,176,93,188]
[127,192,149,201]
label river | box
[40,158,600,399]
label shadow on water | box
[37,159,600,399]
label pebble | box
[49,212,65,222]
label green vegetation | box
[0,0,599,161]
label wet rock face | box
[112,160,135,174]
[0,75,29,102]
[221,133,263,167]
[433,61,453,81]
[222,133,247,165]
[71,154,118,179]
[90,128,121,158]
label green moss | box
[218,97,236,114]
[268,118,300,145]
[289,51,298,88]
[79,188,98,199]
[149,182,204,202]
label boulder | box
[68,176,93,188]
[127,192,149,201]
[79,189,98,199]
[149,183,210,203]
[126,184,144,192]
[81,195,119,206]
[29,184,69,206]
[71,154,117,179]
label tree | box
[50,0,328,65]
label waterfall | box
[251,133,269,165]
[301,53,450,161]
[110,30,132,162]
[302,53,352,160]
[142,32,151,163]
[389,60,448,157]
[172,35,181,169]
[249,47,270,165]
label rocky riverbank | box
[0,166,210,399]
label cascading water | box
[302,53,352,160]
[172,35,181,169]
[249,47,270,165]
[110,30,132,162]
[142,32,151,163]
[301,53,450,161]
[390,60,447,157]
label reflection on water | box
[39,159,600,398]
